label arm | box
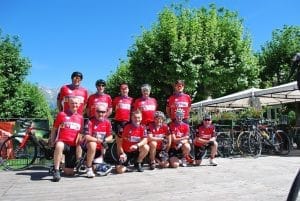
[56,93,63,111]
[106,107,113,118]
[116,136,124,156]
[148,133,164,142]
[49,127,58,147]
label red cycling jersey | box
[121,123,147,153]
[168,121,190,149]
[133,97,157,125]
[85,118,112,150]
[167,93,191,120]
[147,123,170,150]
[57,84,88,115]
[194,124,216,147]
[112,96,133,122]
[87,93,112,118]
[53,111,83,146]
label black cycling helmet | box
[71,71,83,80]
[95,79,106,86]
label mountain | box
[38,86,59,109]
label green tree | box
[125,4,259,110]
[1,82,52,121]
[0,30,52,122]
[0,31,31,109]
[258,25,300,88]
[258,25,300,126]
[106,61,134,98]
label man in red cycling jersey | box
[133,84,157,125]
[194,114,218,166]
[166,80,192,124]
[168,108,191,168]
[84,104,113,178]
[57,71,88,115]
[147,111,171,170]
[86,79,112,119]
[50,97,84,182]
[112,83,133,136]
[57,71,88,166]
[116,110,149,173]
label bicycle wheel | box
[106,140,118,164]
[274,131,291,155]
[0,135,37,170]
[217,132,233,158]
[236,131,250,155]
[248,130,262,157]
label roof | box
[192,81,300,109]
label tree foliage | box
[258,25,300,87]
[0,30,52,121]
[108,4,259,111]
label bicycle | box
[258,122,291,155]
[0,119,54,171]
[236,118,262,157]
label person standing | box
[57,71,88,115]
[50,97,84,182]
[86,79,112,119]
[133,84,157,125]
[166,80,192,124]
[112,83,133,136]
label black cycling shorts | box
[63,144,76,168]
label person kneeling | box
[194,114,218,166]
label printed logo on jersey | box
[129,136,141,142]
[60,122,81,130]
[118,103,131,110]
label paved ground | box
[0,152,299,201]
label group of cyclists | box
[49,71,218,182]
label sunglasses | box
[96,110,106,114]
[97,84,105,87]
[204,119,211,121]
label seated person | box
[115,110,149,173]
[84,104,113,178]
[168,108,191,168]
[50,97,84,182]
[147,111,171,170]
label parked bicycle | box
[237,118,291,157]
[0,119,53,171]
[258,121,291,155]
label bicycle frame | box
[0,119,52,171]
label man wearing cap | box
[57,71,88,115]
[194,114,218,166]
[86,79,112,119]
[166,80,192,124]
[133,84,157,125]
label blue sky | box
[0,0,299,92]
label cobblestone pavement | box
[0,153,299,201]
